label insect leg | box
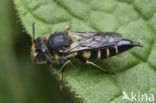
[66,21,72,32]
[78,56,113,74]
[60,60,71,91]
[86,60,112,73]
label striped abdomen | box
[78,39,141,60]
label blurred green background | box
[0,0,74,103]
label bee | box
[31,23,142,91]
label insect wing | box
[80,32,122,48]
[59,32,123,53]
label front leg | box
[60,60,72,91]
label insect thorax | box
[48,32,72,52]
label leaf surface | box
[14,0,156,102]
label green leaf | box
[14,0,156,102]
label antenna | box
[32,22,35,43]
